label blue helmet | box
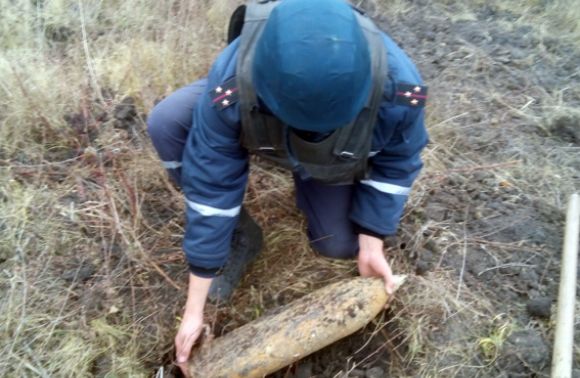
[252,0,372,133]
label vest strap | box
[236,0,388,184]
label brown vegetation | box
[0,0,578,377]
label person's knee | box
[310,235,358,259]
[147,89,196,144]
[146,104,171,144]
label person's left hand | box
[357,234,395,295]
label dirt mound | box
[547,113,580,145]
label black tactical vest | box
[234,1,387,185]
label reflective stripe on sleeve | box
[185,199,241,217]
[360,180,411,195]
[162,161,182,169]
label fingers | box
[382,263,395,296]
[177,360,191,378]
[175,328,200,378]
[175,335,189,364]
[358,250,396,295]
[176,325,203,365]
[371,255,394,295]
[175,329,199,378]
[375,260,396,310]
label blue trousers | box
[147,80,359,259]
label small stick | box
[477,263,536,276]
[551,193,579,378]
[456,207,469,300]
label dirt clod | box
[114,97,137,121]
[548,113,580,145]
[526,297,552,319]
[364,366,385,378]
[415,260,430,276]
[498,330,550,375]
[350,368,366,377]
[61,262,95,282]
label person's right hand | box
[175,311,204,376]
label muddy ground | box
[144,1,580,377]
[261,1,580,377]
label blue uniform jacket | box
[181,34,429,277]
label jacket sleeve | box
[181,93,248,277]
[349,107,428,237]
[180,71,248,277]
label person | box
[146,0,429,370]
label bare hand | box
[175,312,204,377]
[357,234,395,295]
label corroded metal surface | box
[189,275,406,378]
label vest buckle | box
[339,151,356,159]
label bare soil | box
[114,1,578,376]
[4,0,578,377]
[263,1,579,377]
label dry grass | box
[0,0,239,376]
[1,0,579,376]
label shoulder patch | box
[210,76,239,110]
[394,83,428,108]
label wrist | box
[183,273,212,317]
[358,233,384,252]
[182,304,204,318]
[353,223,386,240]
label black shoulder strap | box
[349,3,366,15]
[227,5,247,44]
